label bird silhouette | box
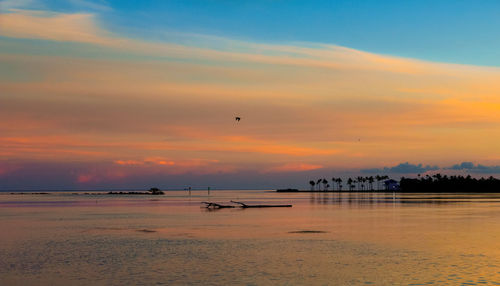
[235,117,241,122]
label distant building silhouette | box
[384,179,400,191]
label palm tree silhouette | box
[375,175,382,190]
[368,176,374,190]
[380,175,389,190]
[382,175,389,186]
[356,176,363,191]
[322,178,328,191]
[309,180,316,191]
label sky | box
[1,0,500,190]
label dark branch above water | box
[230,200,292,208]
[202,201,292,209]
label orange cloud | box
[114,160,144,166]
[114,158,176,166]
[143,157,176,166]
[154,160,175,166]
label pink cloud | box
[263,163,323,173]
[77,174,93,183]
[76,170,127,184]
[111,157,235,175]
[0,163,21,177]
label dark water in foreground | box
[1,191,500,285]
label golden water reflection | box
[1,191,500,285]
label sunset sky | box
[1,0,500,190]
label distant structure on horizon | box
[384,179,400,191]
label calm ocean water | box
[1,190,500,285]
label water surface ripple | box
[1,191,500,285]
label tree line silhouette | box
[307,174,500,192]
[400,174,500,192]
[308,175,390,191]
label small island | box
[107,187,165,195]
[277,174,500,193]
[276,188,299,192]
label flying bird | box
[235,117,241,122]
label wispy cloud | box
[4,8,500,77]
[0,10,113,45]
[67,0,111,12]
[0,0,40,10]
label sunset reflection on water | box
[1,190,500,285]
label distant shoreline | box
[276,189,500,193]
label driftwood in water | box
[202,202,235,209]
[230,200,292,208]
[276,188,299,192]
[203,201,292,209]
